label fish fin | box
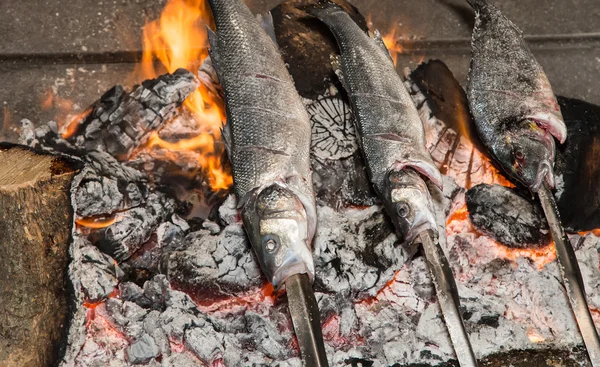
[206,27,222,77]
[221,122,233,162]
[331,54,350,91]
[393,159,444,190]
[372,29,394,61]
[527,112,568,144]
[257,11,279,50]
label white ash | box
[305,87,358,161]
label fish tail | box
[304,0,345,21]
[465,0,498,14]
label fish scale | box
[207,0,314,212]
[308,2,478,366]
[207,0,328,365]
[466,0,566,190]
[466,1,600,365]
[307,6,441,195]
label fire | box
[76,215,121,229]
[134,0,231,192]
[380,27,402,66]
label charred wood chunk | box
[75,69,198,159]
[272,0,368,99]
[74,152,146,218]
[165,225,265,303]
[409,59,483,149]
[0,143,82,367]
[88,192,175,262]
[555,96,600,232]
[305,89,376,207]
[466,184,549,248]
[19,69,199,160]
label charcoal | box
[70,151,148,218]
[120,282,150,308]
[555,96,600,231]
[143,275,170,311]
[18,70,198,161]
[75,176,124,217]
[165,225,265,302]
[305,89,377,208]
[70,69,198,158]
[160,353,205,367]
[121,221,187,284]
[89,192,176,262]
[308,91,358,161]
[465,184,549,248]
[126,334,160,365]
[143,311,171,356]
[313,205,402,298]
[272,0,368,99]
[183,326,224,364]
[78,243,121,303]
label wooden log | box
[0,143,81,367]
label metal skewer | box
[417,231,479,367]
[286,273,330,367]
[538,183,600,366]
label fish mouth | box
[531,160,555,192]
[405,210,437,244]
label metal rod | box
[538,184,600,366]
[417,231,479,367]
[285,273,330,367]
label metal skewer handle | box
[538,184,600,366]
[286,273,330,367]
[418,231,479,367]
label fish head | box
[494,119,556,192]
[382,168,437,244]
[242,184,315,288]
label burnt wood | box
[0,144,81,367]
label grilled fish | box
[307,4,480,366]
[466,0,567,192]
[307,2,443,244]
[207,0,317,288]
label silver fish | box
[307,2,442,244]
[206,0,316,288]
[467,1,600,364]
[466,0,567,192]
[308,3,479,366]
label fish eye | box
[396,201,411,218]
[514,149,525,161]
[262,235,280,254]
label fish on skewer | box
[465,0,600,364]
[307,2,478,366]
[205,0,329,365]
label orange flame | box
[380,27,402,66]
[76,215,120,229]
[134,0,231,192]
